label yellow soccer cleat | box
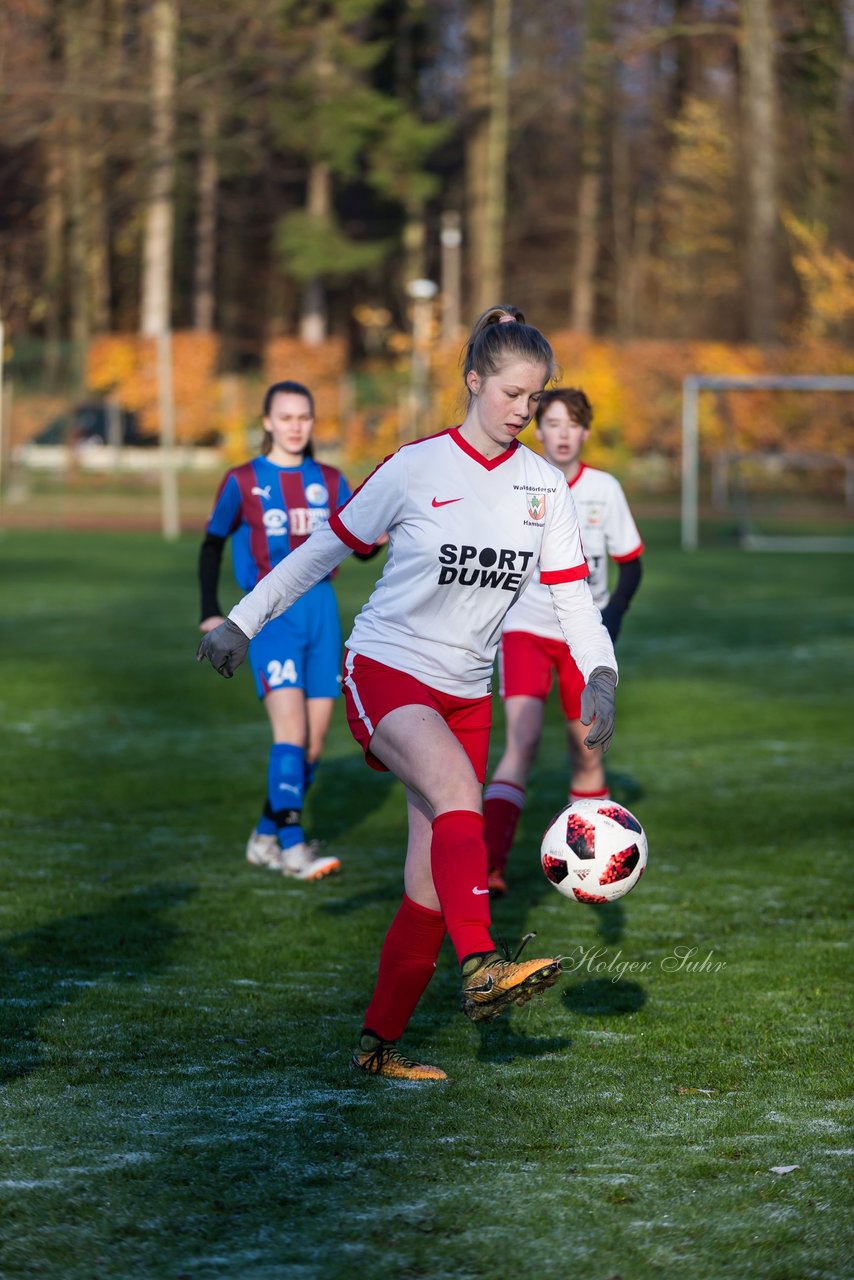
[351,1034,448,1082]
[460,933,562,1022]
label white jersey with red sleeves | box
[503,462,643,640]
[329,427,611,698]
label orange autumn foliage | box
[87,333,222,443]
[263,338,348,445]
[421,335,854,474]
[83,330,853,473]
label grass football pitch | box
[0,524,851,1280]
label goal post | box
[681,375,854,551]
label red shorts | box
[342,650,492,782]
[499,630,585,721]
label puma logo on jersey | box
[432,496,463,507]
[252,485,272,499]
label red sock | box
[570,786,610,804]
[431,809,493,963]
[362,894,446,1042]
[483,780,525,873]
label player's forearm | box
[549,579,618,683]
[600,557,642,642]
[229,527,352,638]
[610,557,643,612]
[198,533,226,621]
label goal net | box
[681,375,854,551]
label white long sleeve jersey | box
[230,427,616,699]
[504,462,644,639]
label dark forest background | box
[2,0,852,363]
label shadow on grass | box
[319,883,402,917]
[306,754,398,847]
[605,768,645,809]
[581,900,625,945]
[0,882,196,1084]
[474,1020,573,1065]
[562,978,647,1016]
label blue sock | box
[268,743,305,850]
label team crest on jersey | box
[305,483,328,505]
[526,493,547,522]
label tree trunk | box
[299,161,331,345]
[88,142,111,333]
[141,0,177,338]
[465,0,511,316]
[193,102,219,332]
[572,171,602,334]
[481,0,511,310]
[612,117,634,338]
[741,0,777,344]
[64,12,89,383]
[464,0,491,318]
[571,0,613,334]
[43,132,65,390]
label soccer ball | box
[540,799,648,903]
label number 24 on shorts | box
[267,659,298,687]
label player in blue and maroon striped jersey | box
[199,380,377,881]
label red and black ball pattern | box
[572,887,609,904]
[542,853,569,885]
[541,800,648,904]
[599,843,642,885]
[565,812,597,860]
[598,804,643,834]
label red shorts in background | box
[342,650,492,781]
[499,630,586,721]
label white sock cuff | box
[484,780,526,809]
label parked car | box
[30,403,158,447]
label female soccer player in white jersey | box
[483,387,644,896]
[197,309,619,1081]
[199,380,360,882]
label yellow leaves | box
[656,97,741,322]
[783,210,854,340]
[263,337,348,444]
[546,336,628,469]
[86,332,221,442]
[426,334,854,465]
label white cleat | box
[279,841,341,881]
[245,829,283,869]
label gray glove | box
[580,666,617,753]
[196,618,250,678]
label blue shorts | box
[247,581,342,701]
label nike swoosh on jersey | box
[432,496,463,507]
[472,887,490,895]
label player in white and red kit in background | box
[483,387,644,897]
[197,309,619,1081]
